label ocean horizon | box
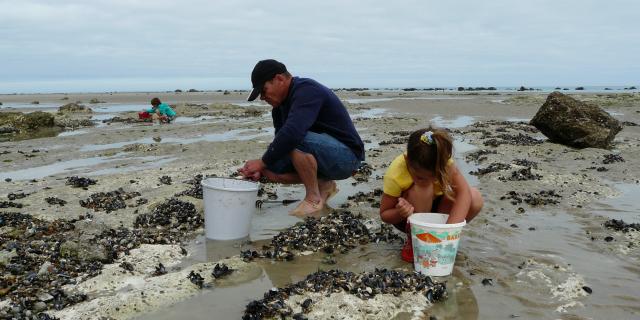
[0,82,637,95]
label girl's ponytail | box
[431,130,454,199]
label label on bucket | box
[411,225,462,276]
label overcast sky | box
[0,0,638,93]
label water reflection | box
[0,154,123,181]
[345,96,473,104]
[0,127,62,142]
[431,115,475,129]
[80,128,273,152]
[591,182,640,223]
[0,154,171,181]
[57,129,88,137]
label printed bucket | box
[201,177,259,240]
[408,213,466,276]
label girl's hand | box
[396,197,414,218]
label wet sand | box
[1,90,639,319]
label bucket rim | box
[201,177,260,192]
[408,212,466,229]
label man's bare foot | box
[289,199,324,217]
[319,180,339,204]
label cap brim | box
[247,86,261,101]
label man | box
[239,59,364,217]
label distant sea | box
[0,75,637,95]
[367,86,640,93]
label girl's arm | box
[380,193,414,225]
[447,164,472,223]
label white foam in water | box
[506,117,531,122]
[352,108,387,119]
[233,101,269,107]
[431,115,475,128]
[172,115,219,123]
[91,114,117,121]
[57,130,88,137]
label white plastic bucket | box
[408,213,466,276]
[201,177,259,240]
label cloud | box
[0,0,638,92]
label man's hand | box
[396,197,414,219]
[238,159,266,181]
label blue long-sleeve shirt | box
[262,77,365,166]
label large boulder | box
[530,92,622,149]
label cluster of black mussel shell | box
[500,190,562,206]
[0,174,206,319]
[242,269,447,320]
[240,211,402,262]
[79,188,142,213]
[186,263,234,289]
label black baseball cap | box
[247,59,287,101]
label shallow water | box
[57,129,88,137]
[344,96,473,104]
[352,108,387,119]
[0,154,124,181]
[466,205,640,318]
[0,102,61,110]
[137,234,480,320]
[590,182,640,224]
[431,115,475,129]
[172,115,220,123]
[0,153,171,181]
[79,128,274,152]
[0,127,62,142]
[90,103,146,113]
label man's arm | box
[261,85,324,166]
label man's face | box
[260,74,288,107]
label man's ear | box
[274,73,285,82]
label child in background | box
[139,97,176,123]
[379,127,483,262]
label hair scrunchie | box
[420,131,434,145]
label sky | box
[0,0,638,93]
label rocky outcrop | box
[54,116,95,128]
[530,92,622,149]
[58,103,92,114]
[0,111,55,131]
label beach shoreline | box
[1,91,639,319]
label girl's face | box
[407,163,435,187]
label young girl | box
[139,98,177,123]
[379,127,483,262]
